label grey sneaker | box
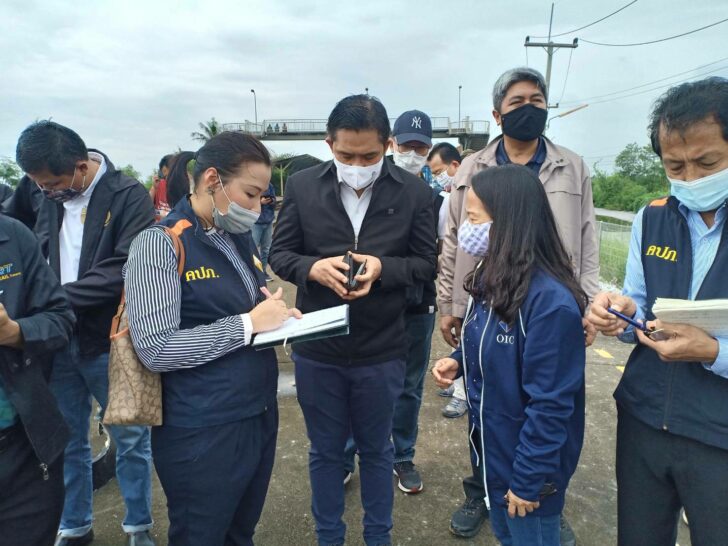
[127,531,156,546]
[438,384,455,397]
[450,497,488,538]
[393,461,423,494]
[560,514,576,546]
[442,397,468,418]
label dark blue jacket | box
[615,197,728,450]
[452,270,585,515]
[0,216,74,466]
[157,198,278,427]
[256,182,276,225]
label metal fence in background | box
[597,220,632,288]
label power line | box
[560,56,728,105]
[532,0,638,38]
[557,48,575,104]
[579,64,728,106]
[581,16,728,47]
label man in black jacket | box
[5,121,156,546]
[0,215,75,546]
[269,95,437,546]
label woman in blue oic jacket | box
[432,164,587,546]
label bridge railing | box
[223,118,490,137]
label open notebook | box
[652,298,728,337]
[252,304,350,350]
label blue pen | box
[607,307,647,332]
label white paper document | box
[652,298,728,337]
[252,304,350,349]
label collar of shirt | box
[495,137,547,175]
[71,151,107,204]
[677,201,727,235]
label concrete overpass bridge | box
[222,117,491,150]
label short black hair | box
[159,154,175,170]
[327,94,391,144]
[428,142,462,164]
[649,77,728,157]
[16,120,88,176]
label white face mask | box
[393,149,427,175]
[668,165,728,212]
[333,156,384,190]
[433,170,455,190]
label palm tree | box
[191,118,221,142]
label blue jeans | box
[251,222,274,271]
[50,337,153,537]
[345,313,435,471]
[294,353,405,546]
[489,506,561,546]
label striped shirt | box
[620,202,728,378]
[123,226,259,373]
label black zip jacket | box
[269,159,437,366]
[0,216,75,467]
[2,151,155,357]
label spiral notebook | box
[252,304,350,350]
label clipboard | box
[252,304,350,350]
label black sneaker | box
[560,514,576,546]
[450,497,488,538]
[393,461,423,494]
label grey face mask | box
[211,176,260,234]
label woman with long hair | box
[125,132,299,545]
[432,164,587,546]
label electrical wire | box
[557,48,575,104]
[532,0,638,38]
[581,16,728,47]
[579,65,728,106]
[560,57,728,106]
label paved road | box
[89,277,692,545]
[596,208,636,224]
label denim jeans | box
[294,353,405,546]
[344,312,435,471]
[50,337,153,537]
[489,506,561,546]
[251,222,274,271]
[392,312,435,463]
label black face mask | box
[500,103,548,142]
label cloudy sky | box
[2,0,727,178]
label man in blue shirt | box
[589,77,728,546]
[252,181,276,281]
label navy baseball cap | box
[393,110,432,146]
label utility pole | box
[250,89,258,127]
[458,85,462,129]
[524,3,578,108]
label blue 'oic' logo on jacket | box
[497,321,515,345]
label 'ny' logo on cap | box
[411,116,422,129]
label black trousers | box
[0,423,65,546]
[617,406,728,546]
[152,407,278,546]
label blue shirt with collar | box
[495,136,547,176]
[620,202,728,377]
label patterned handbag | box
[104,227,185,426]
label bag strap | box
[110,226,186,336]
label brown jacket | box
[437,136,600,319]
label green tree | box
[614,143,668,193]
[0,158,22,187]
[191,118,221,143]
[120,164,141,181]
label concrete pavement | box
[88,277,692,545]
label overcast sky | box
[2,0,727,177]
